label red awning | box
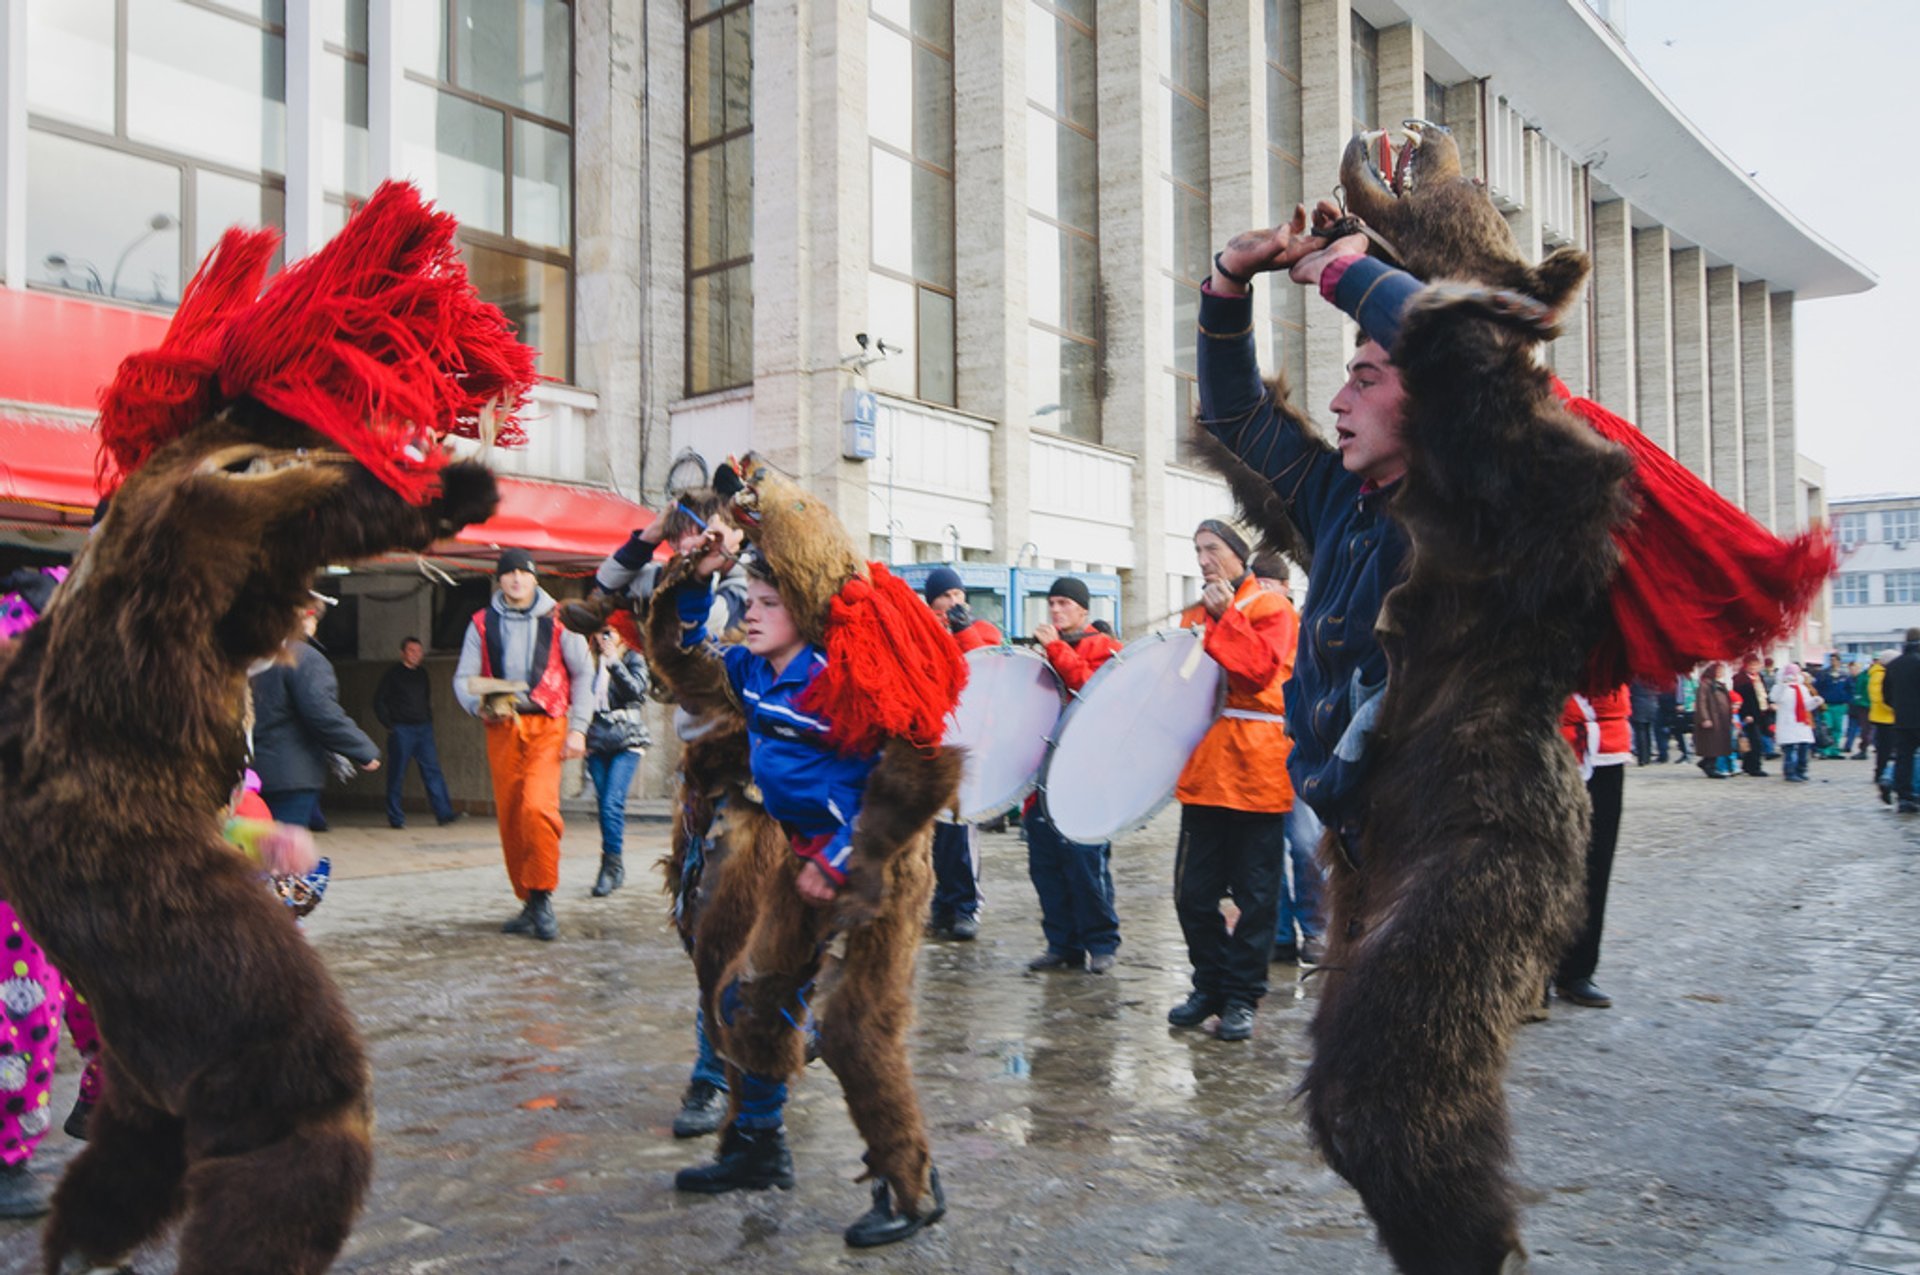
[0,413,645,561]
[0,286,647,564]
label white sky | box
[1614,0,1913,501]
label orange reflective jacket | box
[1175,577,1297,812]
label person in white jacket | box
[1772,663,1820,784]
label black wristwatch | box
[1212,252,1252,287]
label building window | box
[1423,73,1447,126]
[322,0,370,232]
[1350,13,1378,132]
[1889,571,1920,605]
[1162,0,1208,461]
[24,0,288,308]
[1836,512,1867,548]
[400,0,574,381]
[1883,508,1920,545]
[1834,573,1870,607]
[1266,0,1305,396]
[869,0,956,406]
[687,0,753,394]
[1027,0,1100,442]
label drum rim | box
[1035,628,1225,842]
[950,643,1067,820]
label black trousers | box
[1175,804,1286,1007]
[1557,762,1625,985]
[1892,727,1920,806]
[1741,718,1769,775]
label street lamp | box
[108,213,177,300]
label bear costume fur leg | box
[0,414,500,1275]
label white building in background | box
[1830,494,1920,660]
[0,0,1875,802]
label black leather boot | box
[845,1165,946,1247]
[674,1125,795,1193]
[527,890,558,941]
[501,900,536,934]
[591,853,625,898]
[63,1097,93,1141]
[1167,990,1222,1028]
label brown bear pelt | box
[1293,285,1634,1273]
[1339,121,1591,316]
[0,405,498,1275]
[645,535,963,1220]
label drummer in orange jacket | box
[1025,576,1125,972]
[923,567,1001,939]
[1166,520,1299,1042]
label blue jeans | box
[1781,742,1811,780]
[930,821,982,922]
[586,749,642,857]
[386,723,455,825]
[690,1008,727,1090]
[1277,803,1326,945]
[1025,805,1120,957]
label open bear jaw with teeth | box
[1346,118,1459,203]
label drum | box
[945,646,1066,821]
[1037,629,1224,843]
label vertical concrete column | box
[954,0,1028,558]
[1299,0,1353,417]
[1548,165,1591,395]
[282,2,324,259]
[1705,264,1743,507]
[1738,279,1774,530]
[1631,224,1674,451]
[1669,245,1709,480]
[367,0,405,183]
[1208,0,1269,365]
[1375,23,1425,127]
[1097,0,1168,622]
[805,0,874,539]
[1444,80,1482,180]
[0,0,25,287]
[639,0,689,497]
[1589,199,1636,414]
[573,0,648,489]
[1770,292,1797,530]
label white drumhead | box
[1039,630,1223,842]
[946,646,1065,820]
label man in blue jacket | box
[1197,215,1415,834]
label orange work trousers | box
[484,712,567,897]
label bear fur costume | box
[1200,166,1634,1272]
[0,183,528,1275]
[643,458,964,1222]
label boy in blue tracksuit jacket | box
[672,578,877,891]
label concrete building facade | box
[0,0,1876,808]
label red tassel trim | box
[1555,384,1835,689]
[95,181,539,504]
[797,562,969,754]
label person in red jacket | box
[1024,576,1124,972]
[923,567,1001,938]
[1166,521,1298,1042]
[1552,686,1632,1010]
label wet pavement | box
[3,755,1920,1273]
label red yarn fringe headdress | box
[1550,381,1835,689]
[95,180,538,504]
